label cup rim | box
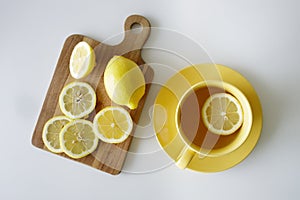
[175,80,253,157]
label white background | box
[1,0,300,199]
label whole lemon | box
[104,56,146,109]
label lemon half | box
[202,93,243,135]
[104,56,145,110]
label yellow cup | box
[175,80,252,169]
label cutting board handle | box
[120,15,151,53]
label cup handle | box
[176,146,195,169]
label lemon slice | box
[60,119,98,159]
[42,116,71,153]
[69,41,96,79]
[104,56,145,110]
[59,81,96,119]
[93,106,133,143]
[202,93,243,135]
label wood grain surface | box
[32,15,153,175]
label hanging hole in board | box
[130,22,143,34]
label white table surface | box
[1,0,300,199]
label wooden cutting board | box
[31,15,153,175]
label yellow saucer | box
[153,64,263,172]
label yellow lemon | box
[93,106,133,143]
[202,93,243,135]
[59,81,96,119]
[60,119,98,159]
[69,41,96,79]
[42,116,71,153]
[104,56,145,110]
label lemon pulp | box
[69,41,96,79]
[93,106,133,143]
[202,93,243,135]
[60,119,98,159]
[42,116,71,153]
[59,81,96,119]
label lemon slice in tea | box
[202,93,243,135]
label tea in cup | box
[175,80,252,169]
